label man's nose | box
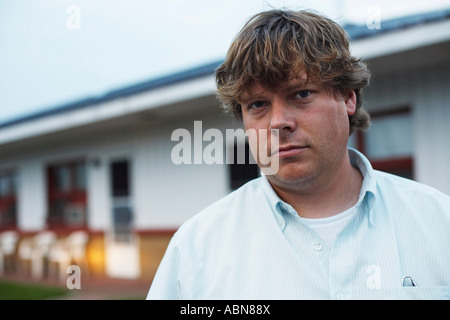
[269,99,296,132]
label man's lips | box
[272,145,309,158]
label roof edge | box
[0,60,223,130]
[344,7,450,40]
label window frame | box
[0,169,18,230]
[46,158,88,230]
[355,105,414,179]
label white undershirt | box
[298,206,357,248]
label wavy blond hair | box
[215,9,371,134]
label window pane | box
[111,160,130,197]
[75,163,86,190]
[0,175,8,197]
[229,143,260,190]
[365,113,413,160]
[11,174,18,195]
[64,203,86,226]
[55,166,71,191]
[0,173,16,197]
[113,205,133,242]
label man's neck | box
[269,155,363,219]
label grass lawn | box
[0,279,69,300]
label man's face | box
[239,76,356,192]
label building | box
[0,9,449,282]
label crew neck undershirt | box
[298,206,357,248]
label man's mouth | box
[272,145,309,158]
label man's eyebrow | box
[238,77,312,103]
[239,94,260,103]
[285,78,310,90]
[238,89,266,103]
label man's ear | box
[345,90,357,115]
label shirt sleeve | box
[146,232,186,300]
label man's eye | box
[248,101,266,109]
[296,90,311,99]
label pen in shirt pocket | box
[402,276,418,287]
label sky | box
[1,0,450,124]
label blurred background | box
[0,0,449,299]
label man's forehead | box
[239,76,311,101]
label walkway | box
[1,273,151,300]
[60,276,151,300]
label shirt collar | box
[260,173,287,230]
[261,147,378,231]
[348,147,377,225]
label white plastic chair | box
[34,231,56,279]
[17,237,33,276]
[19,231,56,280]
[0,231,18,275]
[49,231,89,282]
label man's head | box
[215,9,370,135]
[215,9,371,192]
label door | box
[105,158,140,279]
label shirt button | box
[313,243,323,251]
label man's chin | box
[266,168,315,189]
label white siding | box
[134,114,238,229]
[86,153,110,231]
[363,60,450,195]
[18,158,47,231]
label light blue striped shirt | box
[147,148,450,300]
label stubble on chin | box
[265,155,327,195]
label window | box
[47,160,87,228]
[111,160,130,197]
[0,170,18,229]
[228,142,260,190]
[353,106,414,179]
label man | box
[147,9,450,299]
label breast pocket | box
[362,287,450,300]
[398,287,450,300]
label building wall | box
[363,60,450,195]
[0,111,240,233]
[133,115,233,230]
